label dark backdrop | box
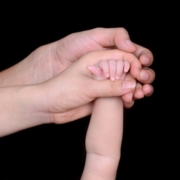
[0,2,178,179]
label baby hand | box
[87,59,130,81]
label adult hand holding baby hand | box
[38,49,137,124]
[0,28,155,109]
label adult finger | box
[92,27,137,52]
[138,68,155,84]
[134,43,154,67]
[89,79,136,99]
[123,100,135,109]
[143,84,154,97]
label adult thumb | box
[90,80,136,98]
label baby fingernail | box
[125,67,129,73]
[123,81,136,89]
[111,77,115,81]
[106,73,109,77]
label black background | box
[0,2,178,179]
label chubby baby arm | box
[81,59,129,180]
[81,97,123,180]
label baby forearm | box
[82,97,123,180]
[86,97,123,156]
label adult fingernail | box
[143,58,150,65]
[125,40,136,49]
[123,81,136,89]
[140,71,149,81]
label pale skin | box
[0,50,136,180]
[0,28,155,178]
[82,97,124,180]
[0,28,155,110]
[0,49,137,137]
[81,59,129,180]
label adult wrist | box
[0,84,51,137]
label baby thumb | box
[91,80,136,98]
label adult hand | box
[38,49,138,124]
[0,28,155,108]
[54,27,155,107]
[0,49,138,136]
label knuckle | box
[92,27,104,34]
[99,60,106,66]
[109,60,116,65]
[118,27,128,35]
